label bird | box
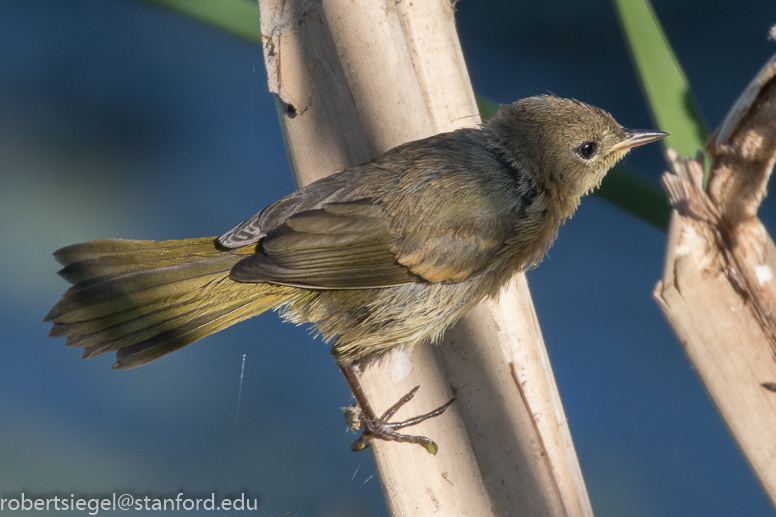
[46,95,666,453]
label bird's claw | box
[350,386,455,455]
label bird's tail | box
[45,237,303,369]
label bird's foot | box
[348,386,455,454]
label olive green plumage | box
[46,95,666,369]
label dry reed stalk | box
[655,52,776,507]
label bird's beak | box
[610,128,668,153]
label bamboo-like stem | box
[256,1,592,515]
[655,53,776,508]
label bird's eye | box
[577,141,598,160]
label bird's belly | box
[279,276,501,365]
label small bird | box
[46,95,666,453]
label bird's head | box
[485,95,666,205]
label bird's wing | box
[385,186,510,283]
[230,190,509,289]
[229,200,423,288]
[226,133,515,288]
[388,224,505,284]
[217,171,368,248]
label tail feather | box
[47,237,301,369]
[65,279,289,355]
[47,261,239,323]
[112,292,299,369]
[53,237,225,263]
[55,237,252,281]
[52,285,226,340]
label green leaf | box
[139,0,261,44]
[614,0,708,160]
[476,96,500,122]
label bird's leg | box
[339,363,455,454]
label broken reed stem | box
[655,52,776,508]
[256,1,593,515]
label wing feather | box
[217,171,368,248]
[226,130,521,288]
[229,202,421,289]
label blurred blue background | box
[1,0,775,515]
